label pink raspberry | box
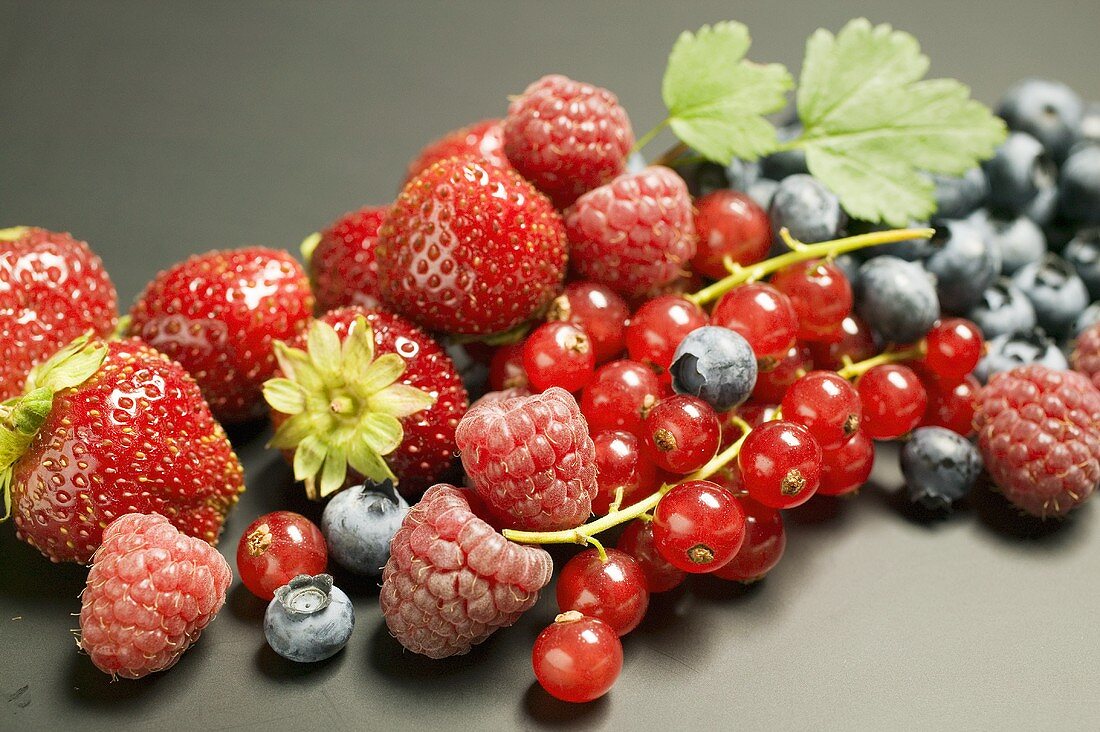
[380,484,553,658]
[456,387,597,531]
[975,365,1100,518]
[504,74,633,208]
[78,513,232,679]
[564,166,697,300]
[1071,322,1100,391]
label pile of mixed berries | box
[3,40,1100,705]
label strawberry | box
[375,157,568,336]
[404,119,510,185]
[0,226,118,401]
[301,206,388,314]
[129,247,313,424]
[264,306,468,501]
[1,336,244,563]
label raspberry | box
[380,484,552,658]
[78,513,232,679]
[564,166,697,299]
[1071,322,1100,391]
[455,387,597,531]
[504,75,633,208]
[975,365,1100,517]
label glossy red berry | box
[591,430,659,515]
[920,374,979,437]
[548,282,629,364]
[817,429,875,496]
[771,259,853,342]
[489,342,528,391]
[651,480,746,573]
[691,190,771,280]
[580,360,662,436]
[642,395,721,474]
[532,612,623,703]
[807,315,877,370]
[236,512,327,600]
[624,295,708,378]
[858,364,928,440]
[738,420,823,509]
[522,321,596,392]
[751,343,812,403]
[616,520,685,593]
[556,548,649,636]
[781,370,862,449]
[711,499,785,582]
[922,318,984,383]
[710,283,798,361]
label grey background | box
[2,1,1099,730]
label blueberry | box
[264,574,355,663]
[680,160,729,198]
[746,178,780,210]
[322,480,408,576]
[984,215,1046,275]
[625,151,647,174]
[973,329,1068,383]
[965,279,1037,338]
[855,256,939,344]
[1072,302,1100,338]
[923,220,1001,313]
[670,326,757,412]
[760,123,809,180]
[1062,228,1100,300]
[1058,143,1100,224]
[982,132,1058,216]
[1023,186,1060,228]
[901,427,982,511]
[769,174,845,245]
[997,79,1084,162]
[1010,254,1090,338]
[1081,102,1100,146]
[725,157,761,191]
[831,253,861,287]
[932,167,989,221]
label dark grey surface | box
[2,2,1100,730]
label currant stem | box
[687,226,935,306]
[631,118,670,156]
[836,345,925,380]
[653,141,690,168]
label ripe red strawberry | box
[376,157,568,336]
[1070,322,1100,391]
[303,206,388,314]
[0,226,118,401]
[564,166,697,299]
[264,306,467,500]
[404,119,510,184]
[504,75,634,208]
[3,337,244,563]
[129,247,314,423]
[79,513,232,679]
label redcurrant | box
[781,370,862,449]
[922,318,984,382]
[710,283,798,361]
[857,364,928,440]
[691,190,771,280]
[624,295,708,379]
[817,429,875,496]
[591,430,659,515]
[920,373,979,437]
[807,315,877,370]
[651,480,746,573]
[532,612,623,703]
[642,395,721,474]
[751,343,812,403]
[616,520,685,593]
[236,511,328,600]
[738,420,822,509]
[547,282,630,364]
[711,499,785,582]
[488,341,528,391]
[556,548,649,636]
[580,360,662,436]
[522,321,595,392]
[771,259,853,342]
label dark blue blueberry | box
[855,256,939,344]
[901,427,982,511]
[768,174,845,245]
[760,123,809,180]
[1062,228,1100,300]
[1023,186,1060,228]
[670,326,757,412]
[680,160,729,198]
[984,214,1046,275]
[1058,143,1100,225]
[725,157,761,191]
[982,132,1058,216]
[832,253,861,287]
[322,480,408,576]
[1081,102,1100,146]
[1010,254,1090,338]
[965,279,1037,338]
[1072,302,1100,338]
[746,178,780,210]
[997,79,1084,162]
[932,167,989,221]
[973,329,1068,383]
[847,220,933,262]
[264,574,355,663]
[923,220,1001,313]
[626,151,647,174]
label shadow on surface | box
[365,616,501,684]
[970,478,1087,549]
[522,681,610,729]
[253,642,345,682]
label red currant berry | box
[807,315,877,370]
[556,548,649,636]
[751,343,812,403]
[922,318,984,383]
[920,373,979,437]
[652,480,746,572]
[624,295,708,378]
[489,342,528,391]
[548,282,630,364]
[591,430,659,515]
[710,283,798,361]
[781,370,862,449]
[580,360,662,436]
[817,429,874,496]
[691,190,771,280]
[642,395,720,474]
[771,259,853,342]
[616,520,685,593]
[236,511,327,600]
[857,364,928,440]
[738,420,822,509]
[711,499,785,582]
[532,612,623,703]
[522,321,596,392]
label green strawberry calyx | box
[262,316,435,501]
[0,334,108,520]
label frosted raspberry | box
[380,484,552,658]
[456,387,597,531]
[1071,322,1100,391]
[564,166,697,299]
[975,365,1100,518]
[78,513,232,679]
[504,75,633,208]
